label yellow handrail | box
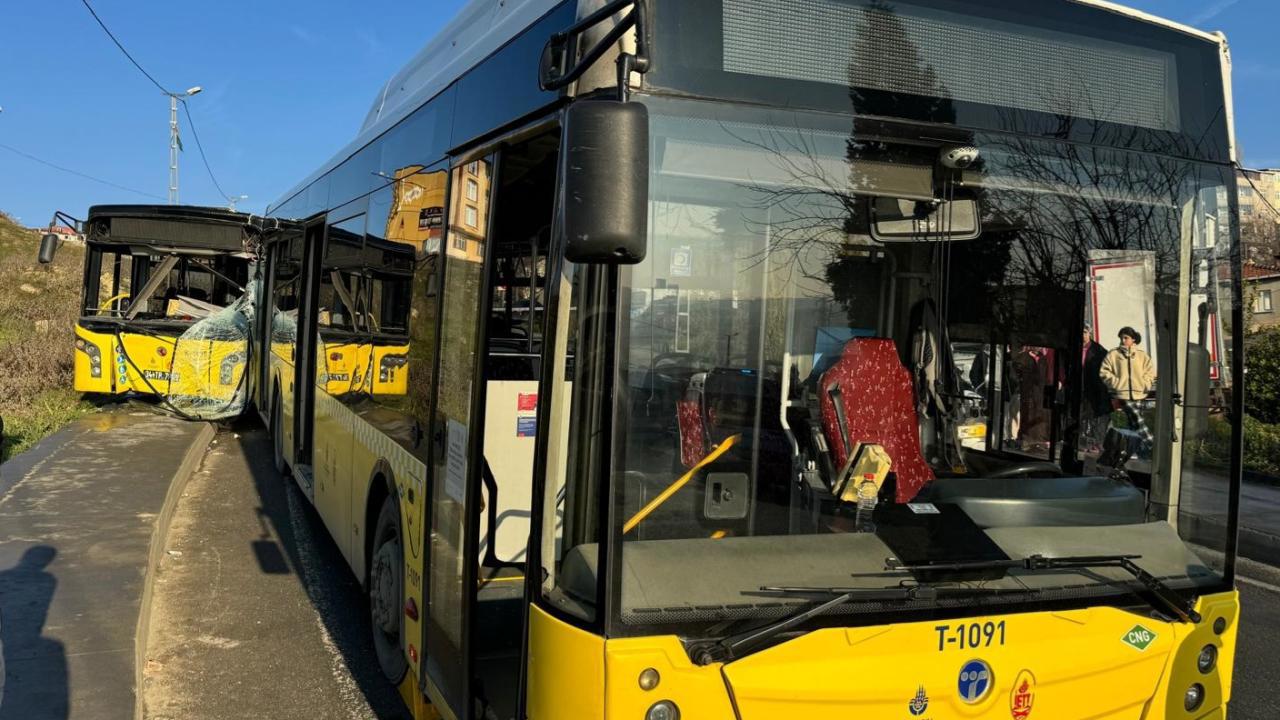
[622,434,741,535]
[99,293,130,312]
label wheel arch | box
[361,458,399,589]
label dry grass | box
[0,211,94,461]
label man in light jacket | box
[1100,326,1156,401]
[1099,326,1156,444]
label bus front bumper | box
[592,590,1239,720]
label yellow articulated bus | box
[255,0,1247,718]
[58,205,257,416]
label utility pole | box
[168,93,179,204]
[166,86,202,204]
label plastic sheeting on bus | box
[164,280,256,420]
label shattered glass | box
[163,279,256,420]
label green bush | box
[1243,415,1280,477]
[1188,413,1280,478]
[1246,327,1280,425]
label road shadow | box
[229,417,407,719]
[0,546,67,720]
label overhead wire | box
[78,0,168,95]
[180,101,232,203]
[78,0,234,204]
[0,141,166,201]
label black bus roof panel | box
[86,204,251,252]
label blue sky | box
[0,0,1276,226]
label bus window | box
[85,248,134,316]
[318,215,367,397]
[355,166,447,461]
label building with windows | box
[447,160,489,263]
[1238,167,1280,222]
[34,224,83,245]
[1245,261,1280,331]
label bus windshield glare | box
[542,95,1237,631]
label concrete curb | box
[132,421,217,720]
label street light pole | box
[166,86,202,204]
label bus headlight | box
[219,351,246,385]
[379,354,407,384]
[1184,683,1205,712]
[645,700,679,720]
[1197,644,1218,674]
[76,337,103,377]
[638,667,660,691]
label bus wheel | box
[370,496,408,684]
[272,393,290,477]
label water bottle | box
[854,474,877,533]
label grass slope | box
[0,212,93,461]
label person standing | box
[1079,326,1110,451]
[1099,326,1156,444]
[1014,345,1053,449]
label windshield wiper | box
[886,554,1201,624]
[691,584,960,665]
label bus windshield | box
[547,95,1238,630]
[83,247,249,323]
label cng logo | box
[1122,624,1157,651]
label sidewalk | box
[0,410,213,720]
[139,424,405,720]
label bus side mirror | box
[38,233,59,264]
[561,101,648,264]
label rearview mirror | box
[561,101,649,264]
[37,233,59,264]
[870,197,980,242]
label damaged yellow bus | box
[64,205,257,417]
[257,0,1247,718]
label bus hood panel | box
[720,602,1215,720]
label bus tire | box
[272,390,290,477]
[369,495,408,684]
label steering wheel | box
[986,461,1066,479]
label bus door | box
[419,128,560,719]
[312,211,368,559]
[419,155,496,718]
[293,218,326,479]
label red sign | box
[517,393,537,412]
[1010,670,1036,719]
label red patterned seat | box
[818,338,934,502]
[677,398,707,468]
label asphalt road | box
[1230,563,1280,718]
